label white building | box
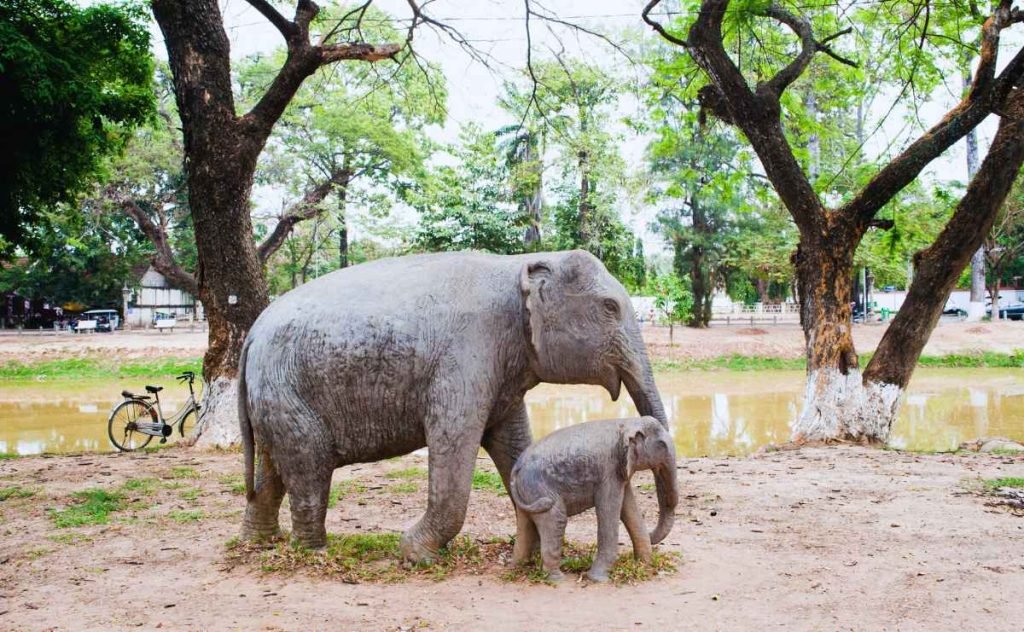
[125,266,203,328]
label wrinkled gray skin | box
[510,417,678,582]
[238,250,668,563]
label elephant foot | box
[545,569,565,583]
[240,511,282,543]
[400,530,440,565]
[585,569,610,583]
[290,526,327,550]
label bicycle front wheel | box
[178,408,196,439]
[108,399,156,452]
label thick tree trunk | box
[522,134,543,246]
[964,71,987,321]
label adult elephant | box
[238,249,668,563]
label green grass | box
[653,351,1024,372]
[327,480,366,508]
[46,532,93,545]
[178,487,201,501]
[0,357,202,381]
[471,470,506,494]
[226,532,490,583]
[384,467,427,480]
[50,488,123,528]
[121,478,160,495]
[219,474,247,495]
[170,466,199,479]
[0,485,36,500]
[168,509,204,523]
[389,482,418,494]
[0,453,19,460]
[502,541,680,585]
[984,477,1024,489]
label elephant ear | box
[520,261,553,359]
[619,424,645,481]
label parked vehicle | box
[988,303,1024,321]
[80,309,120,332]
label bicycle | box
[107,371,202,452]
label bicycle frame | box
[131,373,202,438]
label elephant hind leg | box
[483,401,540,558]
[240,446,286,541]
[532,507,567,582]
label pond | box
[0,369,1022,456]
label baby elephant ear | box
[520,261,552,359]
[619,425,646,481]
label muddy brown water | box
[0,369,1021,456]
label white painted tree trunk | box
[792,368,904,443]
[193,376,241,448]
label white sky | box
[148,0,1007,257]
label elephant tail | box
[510,474,554,514]
[239,337,255,502]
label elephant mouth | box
[603,372,622,401]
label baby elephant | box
[510,416,679,582]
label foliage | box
[649,273,694,329]
[0,0,155,249]
[471,470,507,494]
[410,123,526,254]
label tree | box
[985,175,1024,318]
[0,0,154,250]
[650,273,693,344]
[644,0,1024,442]
[150,0,402,445]
[411,124,525,254]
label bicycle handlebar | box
[176,371,195,384]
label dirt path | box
[1,447,1020,631]
[2,320,1022,364]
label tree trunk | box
[336,166,351,269]
[522,133,543,246]
[152,0,268,447]
[688,249,709,328]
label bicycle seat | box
[145,385,164,394]
[121,390,151,399]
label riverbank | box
[0,446,1020,630]
[1,320,1022,378]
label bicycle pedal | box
[160,438,168,444]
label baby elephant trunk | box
[649,457,679,545]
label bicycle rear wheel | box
[108,399,156,452]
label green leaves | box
[0,0,155,249]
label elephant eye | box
[602,299,620,317]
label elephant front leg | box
[483,401,540,559]
[400,411,485,564]
[620,485,652,563]
[587,485,625,583]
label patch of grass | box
[471,470,506,494]
[988,448,1024,456]
[178,487,201,501]
[46,532,93,546]
[389,482,418,494]
[26,547,52,560]
[984,477,1024,489]
[226,532,493,583]
[384,467,427,480]
[168,509,204,523]
[503,541,680,586]
[0,453,19,460]
[652,351,1024,372]
[327,480,365,509]
[219,474,247,495]
[51,488,123,528]
[0,485,36,501]
[0,357,203,381]
[636,482,657,492]
[170,466,199,479]
[121,478,159,495]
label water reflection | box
[0,370,1021,456]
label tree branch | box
[238,0,401,151]
[841,2,1024,227]
[257,168,351,263]
[642,0,690,48]
[113,191,198,296]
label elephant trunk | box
[649,454,679,545]
[621,327,668,427]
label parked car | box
[988,303,1024,321]
[80,309,120,332]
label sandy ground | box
[0,447,1021,631]
[1,319,1022,363]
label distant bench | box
[154,318,177,332]
[75,319,98,333]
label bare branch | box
[257,168,351,263]
[111,189,198,295]
[642,0,689,48]
[245,0,297,40]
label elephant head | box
[621,417,679,544]
[520,250,668,425]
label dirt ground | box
[2,319,1022,362]
[1,447,1021,631]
